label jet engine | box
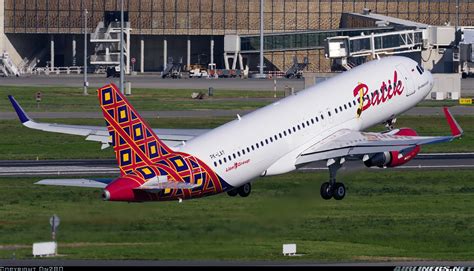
[363,128,421,168]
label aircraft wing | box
[296,107,463,166]
[35,178,114,188]
[8,95,209,148]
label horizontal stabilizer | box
[35,178,114,188]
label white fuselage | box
[180,56,434,188]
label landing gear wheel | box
[333,182,346,200]
[227,189,238,197]
[320,182,333,200]
[238,183,251,197]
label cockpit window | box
[416,65,424,75]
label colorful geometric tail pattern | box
[97,84,232,201]
[98,84,173,175]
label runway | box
[0,75,306,91]
[0,153,472,177]
[0,75,473,95]
[0,106,474,120]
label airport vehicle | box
[9,56,463,202]
[189,68,209,78]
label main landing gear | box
[227,183,251,197]
[320,158,346,200]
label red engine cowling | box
[102,175,148,202]
[363,128,421,168]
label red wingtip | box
[443,107,463,137]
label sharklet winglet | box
[443,107,463,138]
[8,95,32,124]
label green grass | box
[1,169,474,261]
[0,115,472,160]
[2,86,470,113]
[0,86,282,112]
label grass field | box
[0,114,472,160]
[0,86,282,112]
[1,169,473,261]
[0,86,464,112]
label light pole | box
[258,0,264,78]
[119,0,125,94]
[83,9,88,95]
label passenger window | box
[219,160,222,165]
[251,145,255,150]
[214,162,217,167]
[242,149,246,155]
[311,119,314,124]
[279,133,282,138]
[335,108,338,113]
[223,157,227,163]
[284,131,287,136]
[233,154,236,159]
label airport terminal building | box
[0,0,473,74]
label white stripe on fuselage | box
[180,56,431,188]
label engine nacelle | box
[102,175,148,202]
[363,128,421,168]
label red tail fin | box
[98,84,174,175]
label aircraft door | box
[396,64,416,96]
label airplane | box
[8,56,463,202]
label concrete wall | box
[0,0,4,52]
[428,73,462,100]
[1,0,26,68]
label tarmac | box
[0,74,473,94]
[0,74,306,91]
[0,106,473,120]
[0,153,472,177]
